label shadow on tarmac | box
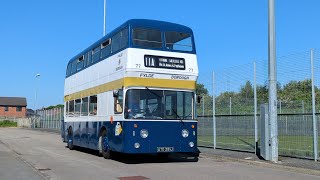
[65,146,199,164]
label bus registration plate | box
[157,147,174,152]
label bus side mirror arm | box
[113,90,119,97]
[197,95,202,104]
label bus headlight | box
[182,129,189,138]
[134,143,140,149]
[189,142,194,148]
[140,129,148,138]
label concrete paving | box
[0,128,319,180]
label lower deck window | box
[89,95,97,115]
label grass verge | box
[0,120,17,127]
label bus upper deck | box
[64,19,198,101]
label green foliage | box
[196,83,209,95]
[197,79,320,116]
[279,80,312,103]
[45,104,64,110]
[0,120,17,127]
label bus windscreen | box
[125,89,194,120]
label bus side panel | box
[105,121,125,153]
[80,121,88,148]
[84,121,125,152]
[73,121,81,146]
[88,121,99,150]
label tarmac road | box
[0,128,319,180]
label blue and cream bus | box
[61,19,199,159]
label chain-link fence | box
[197,49,320,161]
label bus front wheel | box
[67,127,74,150]
[99,130,112,159]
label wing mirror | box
[197,95,202,104]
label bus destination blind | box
[144,55,185,70]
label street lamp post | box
[35,73,41,111]
[268,0,278,162]
[103,0,106,36]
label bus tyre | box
[100,130,112,159]
[67,127,74,150]
[158,153,169,160]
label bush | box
[0,120,17,127]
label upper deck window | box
[66,63,72,76]
[165,32,193,52]
[133,28,162,48]
[71,60,77,74]
[111,28,128,53]
[92,46,101,63]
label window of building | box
[133,28,162,48]
[89,95,97,116]
[16,106,22,112]
[114,89,123,114]
[4,106,8,111]
[165,32,192,52]
[81,97,89,116]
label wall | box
[0,106,26,118]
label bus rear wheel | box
[99,130,112,159]
[67,127,74,150]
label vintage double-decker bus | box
[61,19,199,159]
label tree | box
[240,81,254,100]
[196,83,209,95]
[45,104,64,110]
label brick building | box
[0,97,27,118]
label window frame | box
[114,89,123,114]
[16,106,22,112]
[91,46,101,63]
[132,28,163,49]
[165,31,193,52]
[76,55,85,71]
[89,95,98,116]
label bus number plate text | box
[157,147,174,152]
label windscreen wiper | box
[171,108,184,124]
[145,87,183,123]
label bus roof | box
[67,19,194,65]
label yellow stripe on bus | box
[64,78,196,101]
[124,77,195,90]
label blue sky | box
[0,0,319,109]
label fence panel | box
[278,114,315,159]
[37,108,64,130]
[197,117,214,147]
[215,115,255,152]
